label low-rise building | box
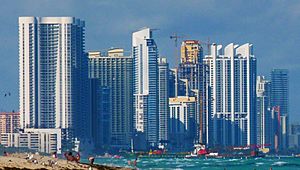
[289,124,300,149]
[169,96,196,151]
[0,128,61,154]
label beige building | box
[180,40,202,64]
[0,128,62,154]
[0,112,19,134]
[169,96,196,150]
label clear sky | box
[0,0,299,122]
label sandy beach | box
[0,153,131,170]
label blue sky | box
[0,0,299,121]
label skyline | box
[0,0,299,122]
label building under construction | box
[169,40,208,148]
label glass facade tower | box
[271,69,289,150]
[88,49,133,149]
[132,28,159,147]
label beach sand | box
[0,153,131,170]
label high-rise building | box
[271,69,289,150]
[158,57,169,142]
[178,40,205,144]
[168,69,177,98]
[132,28,159,147]
[88,49,133,149]
[169,96,196,151]
[168,68,188,97]
[256,76,271,149]
[90,82,110,148]
[178,40,203,91]
[19,17,89,146]
[181,40,203,64]
[0,112,20,134]
[270,106,281,151]
[203,43,257,147]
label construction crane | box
[198,38,211,55]
[170,33,186,67]
[170,33,185,47]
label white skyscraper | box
[204,43,256,146]
[256,76,271,149]
[158,57,169,142]
[132,28,159,146]
[19,17,89,141]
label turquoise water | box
[93,157,300,170]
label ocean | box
[93,157,300,170]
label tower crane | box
[170,33,186,67]
[198,38,211,55]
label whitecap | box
[272,161,288,166]
[256,162,264,166]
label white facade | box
[203,43,256,146]
[19,17,88,139]
[256,76,271,148]
[1,128,62,154]
[158,57,169,141]
[132,28,159,145]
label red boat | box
[185,144,211,158]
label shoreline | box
[0,153,132,170]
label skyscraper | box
[178,40,203,91]
[180,40,203,64]
[271,69,289,150]
[158,57,169,142]
[19,17,89,143]
[256,76,271,149]
[132,28,159,147]
[88,49,133,149]
[168,68,189,97]
[203,43,257,147]
[178,40,205,144]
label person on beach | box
[65,152,74,163]
[52,152,57,158]
[64,151,80,163]
[3,151,8,156]
[26,154,34,161]
[64,152,72,162]
[75,152,80,163]
[88,156,95,165]
[133,157,138,167]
